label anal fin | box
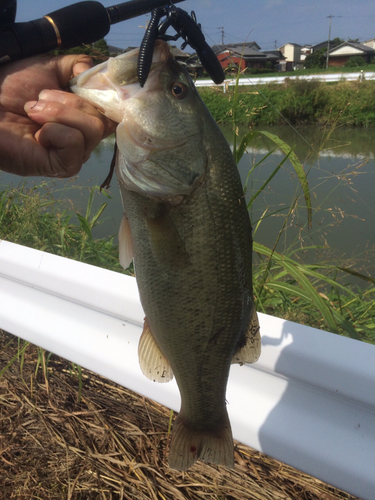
[232,306,261,365]
[138,318,173,383]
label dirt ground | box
[0,330,361,500]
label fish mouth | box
[69,41,172,123]
[70,40,171,98]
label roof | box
[170,46,191,59]
[278,42,302,49]
[312,41,329,51]
[262,50,285,61]
[211,41,261,54]
[213,42,270,62]
[327,41,375,55]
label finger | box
[52,54,94,85]
[24,99,105,161]
[35,122,86,177]
[37,89,116,138]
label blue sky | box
[16,0,374,52]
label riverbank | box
[1,183,373,344]
[199,78,375,127]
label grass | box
[226,71,375,343]
[0,182,126,273]
[0,67,373,497]
[199,78,375,127]
[1,329,360,499]
[0,163,373,344]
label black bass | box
[70,41,260,470]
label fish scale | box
[70,40,261,470]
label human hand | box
[0,54,116,177]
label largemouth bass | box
[70,41,261,471]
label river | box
[1,124,374,278]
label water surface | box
[1,124,374,276]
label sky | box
[16,0,375,53]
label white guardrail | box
[195,71,375,88]
[0,239,374,499]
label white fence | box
[0,239,374,499]
[195,71,375,88]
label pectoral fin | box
[118,213,134,269]
[232,307,261,365]
[138,318,174,383]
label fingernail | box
[24,100,45,113]
[39,89,65,101]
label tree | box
[304,38,345,69]
[51,39,110,64]
[304,48,326,68]
[345,56,366,67]
[331,37,344,48]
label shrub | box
[344,56,366,68]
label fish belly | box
[118,156,254,469]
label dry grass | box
[0,330,360,500]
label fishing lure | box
[138,3,225,87]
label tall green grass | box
[0,182,132,388]
[0,145,374,344]
[0,182,125,273]
[200,79,375,127]
[0,76,374,345]
[228,71,375,343]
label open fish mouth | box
[70,41,170,123]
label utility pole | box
[221,26,224,45]
[274,40,277,50]
[326,15,334,69]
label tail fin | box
[168,412,234,471]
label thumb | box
[53,54,94,87]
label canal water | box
[1,124,374,277]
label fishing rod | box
[0,0,186,64]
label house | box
[312,41,330,52]
[300,45,313,63]
[170,46,204,78]
[363,38,375,49]
[278,43,302,70]
[326,41,375,66]
[262,50,285,68]
[212,42,282,72]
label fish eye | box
[171,82,188,99]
